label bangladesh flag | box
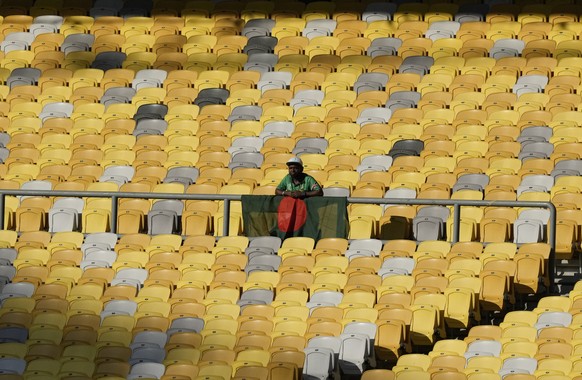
[241,195,349,241]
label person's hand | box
[290,190,301,198]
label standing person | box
[275,157,323,199]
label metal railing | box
[0,189,557,283]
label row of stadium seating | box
[0,0,580,379]
[0,1,579,21]
[0,229,558,379]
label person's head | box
[286,157,303,178]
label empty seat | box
[303,347,334,380]
[534,311,572,330]
[426,21,461,41]
[38,102,73,121]
[380,257,415,276]
[291,90,325,109]
[133,119,168,137]
[389,139,424,157]
[303,19,337,39]
[111,268,148,288]
[48,198,85,232]
[92,52,127,70]
[399,56,434,76]
[1,32,34,53]
[228,105,263,122]
[7,68,41,88]
[356,107,392,126]
[386,91,421,110]
[455,4,488,23]
[354,73,389,94]
[453,174,490,192]
[293,137,328,155]
[164,167,199,186]
[61,33,95,54]
[0,358,26,374]
[363,3,397,22]
[101,87,136,105]
[367,37,402,57]
[257,71,292,93]
[490,39,525,59]
[242,19,276,38]
[167,317,204,335]
[134,103,168,120]
[519,142,554,160]
[194,88,229,107]
[413,206,450,241]
[244,53,278,72]
[498,357,538,377]
[517,175,553,195]
[512,75,548,96]
[102,165,136,183]
[232,135,263,152]
[338,333,368,375]
[132,70,168,90]
[147,200,184,235]
[127,362,165,380]
[229,152,264,169]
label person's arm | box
[275,176,290,196]
[299,177,323,198]
[276,188,291,196]
[277,188,320,198]
[302,188,323,198]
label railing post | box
[452,203,461,243]
[548,202,557,293]
[223,198,230,237]
[0,193,4,230]
[110,195,118,234]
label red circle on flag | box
[277,197,307,233]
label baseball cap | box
[286,156,303,167]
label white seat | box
[111,268,148,288]
[534,311,573,330]
[130,331,168,351]
[361,155,393,170]
[383,188,417,209]
[308,291,343,306]
[131,69,168,90]
[498,357,538,377]
[307,336,341,369]
[101,299,138,316]
[381,257,415,274]
[367,37,402,57]
[363,2,397,22]
[512,75,548,96]
[0,358,26,374]
[338,333,368,375]
[466,340,502,357]
[343,322,377,358]
[425,21,460,41]
[39,102,74,122]
[61,33,95,54]
[290,90,325,109]
[303,347,335,380]
[349,239,383,255]
[1,282,35,298]
[257,71,292,93]
[303,19,337,39]
[81,250,117,269]
[127,362,165,379]
[356,107,392,126]
[102,165,135,182]
[490,38,525,59]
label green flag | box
[241,195,349,241]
